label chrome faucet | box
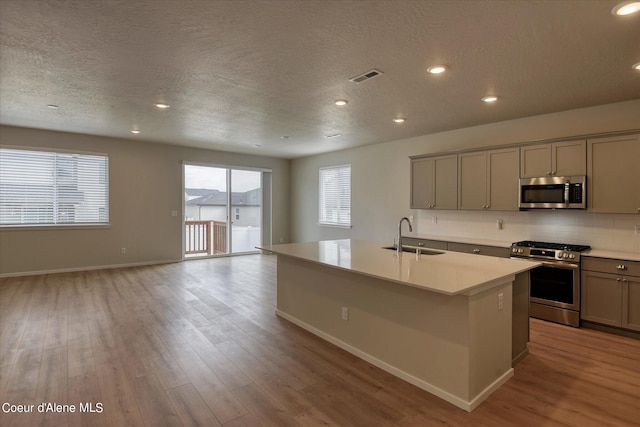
[397,217,413,254]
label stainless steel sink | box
[382,245,444,255]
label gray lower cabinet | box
[581,257,640,332]
[401,237,448,250]
[446,242,510,258]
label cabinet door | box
[520,143,551,178]
[458,152,487,210]
[410,158,434,209]
[581,270,622,326]
[588,134,640,213]
[433,155,457,210]
[553,140,586,176]
[487,147,519,211]
[623,277,640,332]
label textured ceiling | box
[1,0,639,159]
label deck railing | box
[185,220,227,255]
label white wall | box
[290,100,640,253]
[0,125,290,275]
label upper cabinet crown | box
[410,155,457,210]
[588,134,640,214]
[520,140,586,178]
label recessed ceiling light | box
[130,129,140,134]
[633,62,640,70]
[281,135,290,139]
[154,102,170,109]
[335,99,348,106]
[325,134,342,139]
[253,144,262,147]
[612,1,640,15]
[393,118,406,123]
[427,65,447,74]
[482,96,499,103]
[47,104,59,109]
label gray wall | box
[290,100,640,246]
[0,126,290,275]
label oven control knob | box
[518,248,524,253]
[569,254,575,259]
[563,253,569,258]
[512,247,517,253]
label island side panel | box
[512,272,530,365]
[276,255,474,407]
[468,281,514,409]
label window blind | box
[0,148,109,226]
[319,164,351,226]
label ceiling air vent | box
[349,68,383,83]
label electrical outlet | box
[121,247,127,255]
[498,293,504,311]
[171,210,178,217]
[409,215,414,223]
[341,307,349,321]
[432,216,437,224]
[635,225,640,235]
[497,219,503,230]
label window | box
[0,148,109,226]
[319,164,351,227]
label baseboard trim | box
[0,259,183,278]
[276,309,513,412]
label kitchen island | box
[258,239,539,411]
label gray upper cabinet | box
[587,134,640,214]
[520,140,586,178]
[410,155,457,210]
[458,147,519,211]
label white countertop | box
[583,249,640,262]
[258,239,539,296]
[405,233,640,261]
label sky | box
[184,165,261,192]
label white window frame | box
[318,164,351,228]
[0,146,110,228]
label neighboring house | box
[185,188,261,227]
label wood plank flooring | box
[1,254,639,426]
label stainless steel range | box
[510,240,591,327]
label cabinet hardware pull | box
[418,242,424,246]
[622,279,628,282]
[617,265,627,270]
[473,249,480,254]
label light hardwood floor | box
[1,254,639,426]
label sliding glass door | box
[184,164,263,258]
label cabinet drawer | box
[446,242,510,258]
[401,238,448,250]
[582,257,640,277]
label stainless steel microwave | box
[519,176,586,209]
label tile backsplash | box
[416,210,640,253]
